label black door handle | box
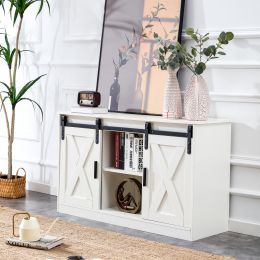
[94,161,98,179]
[143,168,147,187]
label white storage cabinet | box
[58,112,231,241]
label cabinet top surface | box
[60,111,230,125]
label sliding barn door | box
[143,135,190,226]
[59,127,101,210]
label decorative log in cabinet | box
[58,112,231,241]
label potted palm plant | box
[0,0,50,198]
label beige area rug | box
[0,205,235,260]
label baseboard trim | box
[27,181,57,196]
[229,218,260,237]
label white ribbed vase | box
[162,68,182,119]
[184,75,209,121]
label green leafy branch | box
[153,32,186,70]
[0,75,45,116]
[184,28,234,75]
[0,0,50,24]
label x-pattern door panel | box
[144,135,189,226]
[60,127,101,210]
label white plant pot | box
[162,68,182,119]
[184,75,210,121]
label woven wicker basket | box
[0,168,26,199]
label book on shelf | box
[6,235,64,250]
[132,137,139,172]
[132,135,143,172]
[114,132,120,168]
[116,132,144,173]
[129,133,135,170]
[125,133,130,171]
[138,138,144,171]
[71,106,108,114]
[119,132,125,169]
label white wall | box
[0,0,259,237]
[0,0,105,195]
[183,0,260,237]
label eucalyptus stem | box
[199,34,202,62]
[184,28,234,75]
[185,64,196,75]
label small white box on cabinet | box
[58,112,231,241]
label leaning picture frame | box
[96,0,186,115]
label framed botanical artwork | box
[96,0,185,115]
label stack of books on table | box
[6,235,64,250]
[114,132,143,172]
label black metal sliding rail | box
[60,115,193,154]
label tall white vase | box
[162,68,182,119]
[184,75,209,121]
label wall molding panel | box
[182,28,260,40]
[230,188,260,200]
[0,135,40,143]
[207,62,260,70]
[49,61,99,68]
[180,92,260,104]
[61,86,89,110]
[26,62,99,68]
[64,0,103,43]
[64,34,101,42]
[210,93,260,104]
[182,62,260,70]
[20,16,43,44]
[231,155,260,169]
[0,156,57,168]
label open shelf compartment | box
[102,130,144,216]
[102,130,144,172]
[101,171,143,216]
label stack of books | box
[6,235,64,250]
[114,132,143,172]
[71,106,108,114]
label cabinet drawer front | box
[59,128,101,210]
[143,135,191,227]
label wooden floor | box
[0,191,260,260]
